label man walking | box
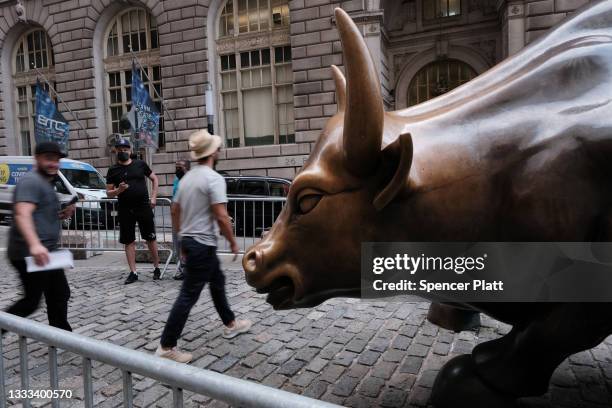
[5,142,76,330]
[172,159,190,280]
[156,130,251,363]
[106,138,160,284]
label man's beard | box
[38,167,57,178]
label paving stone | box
[359,376,386,397]
[290,370,318,387]
[303,380,330,399]
[332,375,360,397]
[294,347,320,362]
[400,357,423,375]
[246,363,276,382]
[335,350,358,367]
[391,335,412,351]
[358,350,381,366]
[269,349,294,365]
[256,339,284,356]
[208,355,239,373]
[381,388,409,407]
[241,353,266,369]
[407,343,429,358]
[277,359,307,376]
[319,364,346,383]
[372,362,398,380]
[305,357,328,373]
[382,349,404,363]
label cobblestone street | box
[0,243,611,407]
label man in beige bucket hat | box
[156,129,251,363]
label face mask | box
[175,169,185,179]
[117,152,130,162]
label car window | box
[269,182,289,197]
[54,178,70,195]
[240,180,267,195]
[226,178,239,195]
[61,169,106,189]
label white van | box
[0,156,111,228]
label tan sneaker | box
[223,319,252,339]
[155,346,193,363]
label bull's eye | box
[296,189,323,214]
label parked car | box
[0,156,112,229]
[224,175,290,237]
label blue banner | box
[131,63,160,149]
[34,82,70,154]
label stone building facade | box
[0,0,592,196]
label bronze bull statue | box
[243,2,612,407]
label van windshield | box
[61,169,106,189]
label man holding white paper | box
[5,142,75,331]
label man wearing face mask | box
[171,159,190,280]
[5,142,76,330]
[106,138,161,284]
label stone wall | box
[524,0,590,44]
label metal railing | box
[0,312,342,408]
[217,197,286,254]
[57,196,287,277]
[59,198,174,276]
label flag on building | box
[131,62,160,149]
[34,81,70,154]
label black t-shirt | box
[106,160,152,207]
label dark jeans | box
[160,237,235,348]
[5,259,72,331]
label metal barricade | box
[0,312,343,408]
[218,197,287,254]
[59,198,174,276]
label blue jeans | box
[160,237,235,348]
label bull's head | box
[243,8,414,309]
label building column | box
[506,1,526,56]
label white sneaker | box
[223,319,252,339]
[155,346,193,363]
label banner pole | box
[34,67,91,139]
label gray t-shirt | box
[175,165,227,246]
[7,171,61,260]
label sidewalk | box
[0,250,610,407]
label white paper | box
[25,250,74,273]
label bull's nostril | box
[243,249,261,274]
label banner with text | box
[34,82,70,154]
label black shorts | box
[118,205,156,244]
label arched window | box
[407,59,476,106]
[12,29,55,155]
[103,8,164,150]
[217,0,293,147]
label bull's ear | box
[373,133,413,211]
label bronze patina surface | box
[244,2,612,407]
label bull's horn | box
[335,7,384,177]
[331,65,346,112]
